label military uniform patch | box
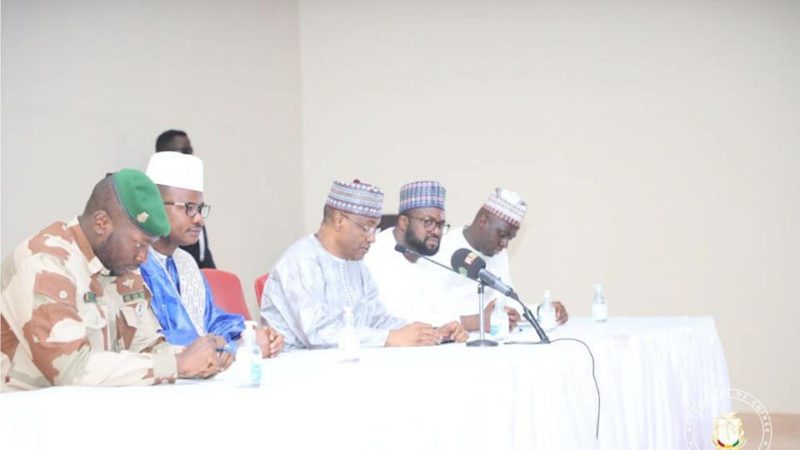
[122,291,146,303]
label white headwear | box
[145,152,204,192]
[483,187,528,227]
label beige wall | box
[1,0,303,316]
[2,0,798,413]
[299,1,800,412]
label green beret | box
[112,169,171,237]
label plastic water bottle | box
[539,289,557,331]
[236,320,262,387]
[489,298,510,342]
[338,306,360,363]
[592,284,607,322]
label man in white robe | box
[365,180,463,324]
[368,181,525,332]
[433,188,569,325]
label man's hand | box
[386,322,441,347]
[255,326,284,358]
[435,321,469,343]
[505,306,521,330]
[553,301,569,325]
[460,299,524,332]
[176,335,227,379]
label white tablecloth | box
[0,317,730,450]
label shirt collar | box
[148,247,170,268]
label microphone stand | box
[511,296,551,344]
[394,244,550,344]
[466,281,498,347]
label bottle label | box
[592,303,608,322]
[540,310,557,331]
[250,361,262,386]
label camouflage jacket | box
[1,218,179,391]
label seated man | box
[155,129,216,269]
[433,187,569,326]
[365,180,517,332]
[1,169,224,391]
[140,152,283,358]
[260,180,467,350]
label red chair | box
[254,273,269,307]
[201,269,251,320]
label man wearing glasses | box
[364,181,461,324]
[260,180,467,350]
[155,129,217,269]
[140,152,284,361]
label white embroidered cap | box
[145,152,204,192]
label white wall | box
[1,0,303,315]
[299,1,800,412]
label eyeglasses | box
[341,214,380,236]
[409,215,450,233]
[164,202,211,218]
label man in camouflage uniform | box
[1,169,224,392]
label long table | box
[0,317,731,450]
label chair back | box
[201,268,251,320]
[254,273,269,307]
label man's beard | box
[405,228,439,256]
[94,230,125,275]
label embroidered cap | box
[145,152,204,192]
[398,180,446,213]
[482,187,528,227]
[326,179,384,218]
[111,169,171,237]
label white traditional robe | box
[364,228,458,324]
[260,235,407,350]
[432,226,520,318]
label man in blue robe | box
[141,152,283,358]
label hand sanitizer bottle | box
[539,290,557,331]
[338,306,360,362]
[592,284,607,323]
[489,298,510,342]
[236,320,262,387]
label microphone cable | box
[507,337,600,440]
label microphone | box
[394,244,458,274]
[450,249,518,301]
[450,248,550,344]
[395,243,550,343]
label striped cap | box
[326,180,384,218]
[483,187,527,227]
[399,180,446,213]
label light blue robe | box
[260,234,407,350]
